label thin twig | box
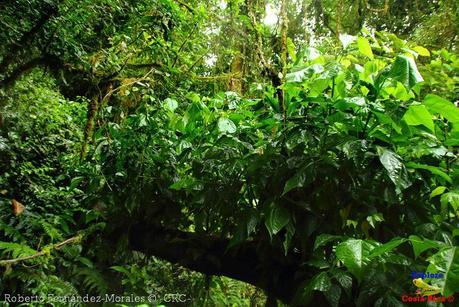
[101,67,156,104]
[172,24,197,68]
[0,235,81,267]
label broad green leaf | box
[369,238,406,258]
[409,235,444,258]
[423,94,459,123]
[294,272,332,305]
[309,272,332,292]
[426,247,459,296]
[78,257,94,268]
[405,162,452,183]
[163,98,178,112]
[441,191,459,211]
[402,105,435,132]
[265,203,290,237]
[283,171,305,195]
[430,186,447,198]
[377,147,411,191]
[386,81,414,101]
[286,64,324,83]
[314,234,341,251]
[341,97,366,108]
[310,78,329,95]
[335,239,379,282]
[373,111,402,134]
[412,46,430,57]
[339,34,356,49]
[331,269,353,297]
[69,176,84,191]
[388,55,423,89]
[303,47,320,61]
[357,37,374,59]
[217,118,236,134]
[138,114,147,127]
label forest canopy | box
[0,0,458,306]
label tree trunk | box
[279,0,289,120]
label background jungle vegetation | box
[0,0,458,306]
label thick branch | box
[0,2,61,73]
[0,54,110,99]
[126,223,307,304]
[0,56,63,88]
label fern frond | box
[0,241,36,258]
[76,267,109,294]
[42,221,63,241]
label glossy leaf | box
[377,147,411,191]
[217,118,237,134]
[294,272,332,304]
[303,47,321,61]
[314,234,341,251]
[426,247,459,296]
[405,162,452,183]
[335,239,379,282]
[265,203,290,238]
[283,171,306,195]
[440,191,459,211]
[388,55,424,89]
[368,238,406,258]
[286,64,324,82]
[409,235,444,258]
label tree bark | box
[123,222,311,304]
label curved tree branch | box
[125,222,310,304]
[0,1,61,74]
[0,56,63,89]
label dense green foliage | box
[0,0,458,306]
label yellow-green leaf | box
[413,46,430,57]
[357,37,374,60]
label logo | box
[411,271,444,279]
[412,278,441,296]
[400,272,455,303]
